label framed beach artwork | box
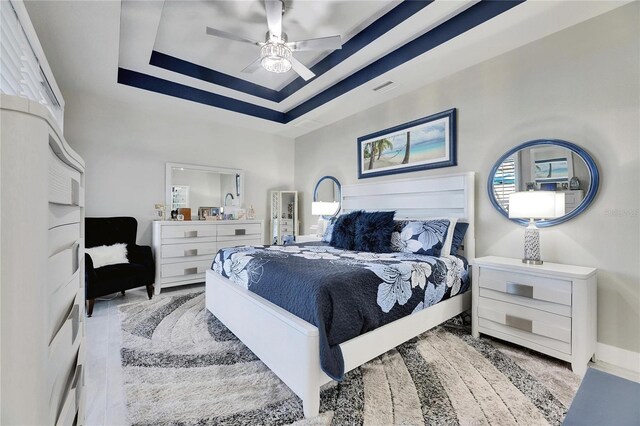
[357,108,456,179]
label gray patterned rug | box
[119,290,580,425]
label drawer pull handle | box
[71,304,80,343]
[184,267,198,275]
[72,242,80,274]
[506,282,533,298]
[235,229,246,236]
[71,178,80,206]
[184,249,198,256]
[184,230,198,238]
[505,314,533,333]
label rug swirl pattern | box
[119,290,579,425]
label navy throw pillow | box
[330,211,363,250]
[354,211,396,253]
[450,222,469,255]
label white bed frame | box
[205,172,475,417]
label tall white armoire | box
[270,191,299,244]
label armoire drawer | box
[49,242,80,294]
[161,224,217,239]
[161,242,218,259]
[49,223,81,257]
[53,344,84,426]
[478,268,572,306]
[477,297,571,343]
[49,147,82,206]
[217,223,262,237]
[49,272,81,342]
[161,260,212,278]
[50,204,81,229]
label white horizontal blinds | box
[493,156,516,211]
[0,0,63,125]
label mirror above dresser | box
[165,162,244,220]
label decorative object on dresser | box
[84,217,155,317]
[271,190,299,244]
[311,175,341,237]
[472,256,597,375]
[488,139,599,227]
[508,191,565,264]
[152,219,264,294]
[357,108,456,179]
[1,95,86,425]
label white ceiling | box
[25,0,629,139]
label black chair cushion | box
[85,217,138,248]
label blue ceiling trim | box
[118,1,525,124]
[286,0,525,121]
[148,1,432,103]
[149,51,284,102]
[117,68,286,123]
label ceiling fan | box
[206,0,342,81]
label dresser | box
[152,220,264,293]
[1,95,86,425]
[472,256,597,375]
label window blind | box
[0,0,63,126]
[493,156,516,211]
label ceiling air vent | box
[372,80,398,94]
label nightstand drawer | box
[478,318,571,354]
[478,297,571,343]
[479,268,572,306]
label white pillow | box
[86,243,128,268]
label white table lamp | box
[311,201,339,236]
[508,191,565,265]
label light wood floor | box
[85,283,205,425]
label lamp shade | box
[312,201,339,216]
[508,191,565,219]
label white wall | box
[63,91,295,245]
[294,4,640,353]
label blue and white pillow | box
[391,219,450,256]
[322,217,337,243]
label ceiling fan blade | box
[241,57,263,74]
[265,0,283,39]
[206,27,261,46]
[290,57,315,81]
[288,35,342,52]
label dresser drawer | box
[217,223,262,237]
[49,292,82,406]
[161,242,218,259]
[478,297,571,343]
[162,224,217,239]
[478,268,572,306]
[49,147,82,206]
[49,242,80,294]
[161,260,212,278]
[54,356,83,426]
[49,223,81,257]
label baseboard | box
[596,343,640,374]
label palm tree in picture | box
[366,143,376,170]
[401,132,411,164]
[375,138,393,160]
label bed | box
[205,172,475,417]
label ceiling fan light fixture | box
[260,43,292,73]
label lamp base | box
[522,219,543,265]
[522,258,543,265]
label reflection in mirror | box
[489,140,599,227]
[166,163,244,220]
[313,176,341,219]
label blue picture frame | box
[487,139,600,228]
[357,108,457,179]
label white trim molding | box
[597,342,640,374]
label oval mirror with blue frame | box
[488,139,599,227]
[313,176,341,219]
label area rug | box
[119,290,580,425]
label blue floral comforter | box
[211,243,469,380]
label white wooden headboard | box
[341,172,475,260]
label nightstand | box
[296,235,322,243]
[471,256,597,375]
